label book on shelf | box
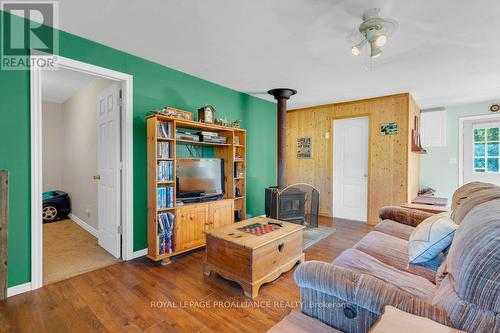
[157,161,173,182]
[157,141,170,158]
[157,186,174,209]
[158,211,175,255]
[157,121,173,139]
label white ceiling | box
[52,0,500,109]
[42,68,95,103]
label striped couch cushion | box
[433,199,500,332]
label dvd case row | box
[158,161,174,182]
[157,186,174,209]
[158,211,175,255]
[157,121,173,139]
[157,141,171,158]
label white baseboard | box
[7,282,32,297]
[68,213,98,237]
[132,248,147,259]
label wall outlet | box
[325,132,330,139]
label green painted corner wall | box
[420,100,496,200]
[0,13,276,288]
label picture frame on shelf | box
[162,107,193,120]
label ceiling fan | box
[350,8,398,58]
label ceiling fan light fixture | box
[374,34,387,47]
[370,44,382,58]
[349,8,397,59]
[351,38,367,56]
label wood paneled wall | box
[286,93,420,225]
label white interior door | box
[462,117,500,186]
[333,117,369,222]
[97,82,121,258]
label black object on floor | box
[42,190,71,223]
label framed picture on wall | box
[380,122,398,135]
[297,137,312,158]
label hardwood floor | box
[0,218,370,333]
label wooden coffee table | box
[204,217,305,298]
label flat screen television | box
[176,158,224,201]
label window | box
[474,127,499,173]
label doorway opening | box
[459,114,500,186]
[31,55,134,290]
[332,116,369,222]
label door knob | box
[93,175,101,180]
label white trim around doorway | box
[458,113,500,186]
[30,53,134,292]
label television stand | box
[146,114,246,262]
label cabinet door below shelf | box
[208,199,235,230]
[175,205,207,251]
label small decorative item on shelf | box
[198,104,216,123]
[230,120,241,128]
[161,107,193,120]
[234,136,240,145]
[235,187,241,197]
[215,116,228,126]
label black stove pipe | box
[267,88,297,188]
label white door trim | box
[458,113,500,186]
[30,53,134,292]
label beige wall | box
[286,93,420,225]
[42,78,113,229]
[42,102,64,192]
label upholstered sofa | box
[294,182,500,333]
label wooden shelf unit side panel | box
[147,115,177,260]
[147,117,159,258]
[233,129,246,218]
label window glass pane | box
[487,127,499,142]
[474,158,486,172]
[487,143,499,156]
[474,143,486,157]
[474,128,485,142]
[487,158,499,173]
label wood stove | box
[264,88,319,227]
[265,185,319,227]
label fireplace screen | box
[265,183,319,228]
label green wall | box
[420,100,495,200]
[0,12,276,288]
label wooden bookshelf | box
[146,114,246,262]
